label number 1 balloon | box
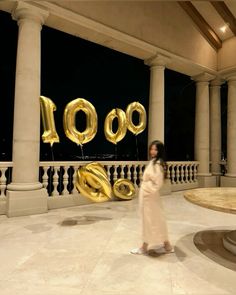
[40,96,60,146]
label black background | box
[0,10,227,162]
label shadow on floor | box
[194,229,236,271]
[59,215,113,226]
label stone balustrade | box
[0,161,199,198]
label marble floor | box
[0,192,236,295]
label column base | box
[220,176,236,187]
[6,188,48,217]
[7,182,42,191]
[197,175,217,188]
[223,230,236,255]
[212,173,221,187]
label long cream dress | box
[139,159,169,249]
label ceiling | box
[50,0,236,50]
[179,1,236,49]
[192,1,235,41]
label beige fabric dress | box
[139,159,169,249]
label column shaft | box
[11,19,42,188]
[148,65,165,144]
[8,4,48,190]
[194,81,211,176]
[210,82,222,176]
[6,3,49,217]
[227,79,236,177]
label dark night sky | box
[0,10,227,162]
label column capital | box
[225,74,236,83]
[191,72,215,83]
[219,68,236,82]
[144,53,171,67]
[12,2,49,25]
[210,77,225,87]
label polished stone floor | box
[0,192,236,295]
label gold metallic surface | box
[85,162,108,190]
[126,102,147,135]
[104,108,127,144]
[76,162,112,202]
[113,178,136,200]
[40,96,60,146]
[63,98,97,145]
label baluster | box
[120,164,125,178]
[184,164,188,183]
[52,166,60,196]
[62,165,69,195]
[191,164,195,182]
[166,163,171,180]
[133,164,138,187]
[191,164,194,182]
[176,164,180,184]
[0,167,7,196]
[194,164,198,182]
[180,164,184,183]
[106,165,112,183]
[170,164,175,184]
[42,166,50,191]
[72,165,79,194]
[189,164,193,183]
[127,164,132,181]
[113,165,118,182]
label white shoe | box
[153,247,174,254]
[130,248,147,255]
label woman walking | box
[131,140,173,255]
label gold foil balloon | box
[104,108,127,144]
[76,162,112,202]
[85,162,107,178]
[126,102,147,135]
[40,96,60,146]
[84,162,108,190]
[63,98,97,145]
[113,178,136,200]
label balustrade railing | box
[0,162,13,197]
[167,161,199,191]
[0,161,199,197]
[39,161,147,196]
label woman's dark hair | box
[149,140,167,178]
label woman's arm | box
[143,163,164,194]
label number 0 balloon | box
[76,162,136,202]
[63,98,97,146]
[113,178,136,200]
[126,102,147,135]
[76,162,112,202]
[104,108,127,145]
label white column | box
[193,73,216,187]
[6,2,49,217]
[226,76,236,177]
[210,79,223,177]
[145,54,170,145]
[222,75,236,250]
[194,80,210,175]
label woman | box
[131,140,173,255]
